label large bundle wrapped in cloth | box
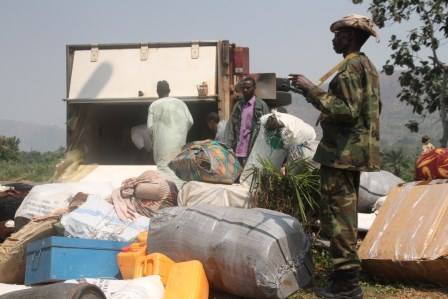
[109,170,178,220]
[1,193,89,284]
[148,205,313,299]
[61,195,150,242]
[0,219,57,284]
[177,181,251,208]
[359,181,448,284]
[15,182,115,221]
[168,140,242,184]
[415,148,448,181]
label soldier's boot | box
[315,269,363,299]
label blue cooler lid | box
[26,236,129,253]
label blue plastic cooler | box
[25,236,128,285]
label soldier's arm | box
[305,69,362,123]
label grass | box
[250,158,320,230]
[0,150,63,182]
[291,283,448,298]
[288,244,448,299]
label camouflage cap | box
[330,14,378,37]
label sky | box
[0,0,417,127]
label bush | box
[0,136,20,161]
[0,148,64,182]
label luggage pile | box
[0,196,312,298]
[0,127,315,299]
[0,111,427,298]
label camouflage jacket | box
[224,97,270,154]
[305,52,380,171]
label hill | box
[0,119,65,152]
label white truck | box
[62,40,290,178]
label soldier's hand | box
[288,74,314,92]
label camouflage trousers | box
[320,165,361,271]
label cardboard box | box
[358,182,448,284]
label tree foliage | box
[354,0,448,145]
[0,136,20,161]
[382,148,410,177]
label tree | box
[382,148,410,177]
[354,0,448,146]
[0,136,20,161]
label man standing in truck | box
[224,77,269,166]
[147,80,193,167]
[290,15,380,299]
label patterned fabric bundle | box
[168,140,242,184]
[415,148,448,181]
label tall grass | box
[249,158,321,230]
[0,150,64,182]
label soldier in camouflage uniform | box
[290,15,380,299]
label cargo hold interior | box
[67,101,218,165]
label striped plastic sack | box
[168,140,242,184]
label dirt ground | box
[291,281,448,298]
[288,246,448,299]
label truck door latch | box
[140,44,149,61]
[191,42,199,59]
[90,45,99,62]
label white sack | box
[149,206,313,299]
[130,124,153,152]
[215,120,227,143]
[287,139,319,165]
[15,181,116,220]
[61,195,149,242]
[359,170,404,212]
[372,195,387,213]
[240,120,286,187]
[65,276,164,299]
[240,113,316,186]
[178,181,251,208]
[274,112,316,147]
[358,212,377,232]
[147,97,193,167]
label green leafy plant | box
[249,158,320,230]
